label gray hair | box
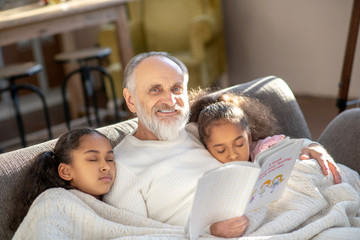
[123,51,189,94]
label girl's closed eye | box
[214,146,226,154]
[105,152,114,162]
[235,142,244,148]
[235,137,246,148]
[86,154,100,162]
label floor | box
[295,95,338,140]
[0,93,342,153]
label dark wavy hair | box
[9,128,108,231]
[189,90,282,146]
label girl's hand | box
[300,143,342,184]
[210,215,249,238]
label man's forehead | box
[137,55,181,71]
[135,56,185,86]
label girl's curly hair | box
[189,89,282,145]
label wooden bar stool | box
[55,47,120,130]
[0,62,53,147]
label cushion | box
[318,108,360,173]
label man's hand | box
[210,215,249,238]
[300,143,342,184]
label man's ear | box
[58,163,73,181]
[123,88,137,113]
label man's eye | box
[150,88,159,93]
[88,159,97,162]
[172,87,183,94]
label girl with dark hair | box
[190,91,288,164]
[10,128,115,232]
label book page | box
[245,138,305,213]
[187,161,261,240]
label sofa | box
[1,76,359,239]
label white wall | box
[222,0,360,98]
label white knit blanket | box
[13,160,360,240]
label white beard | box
[136,99,190,141]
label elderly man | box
[104,51,341,238]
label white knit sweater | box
[104,123,222,226]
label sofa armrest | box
[318,108,360,173]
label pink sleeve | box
[250,135,286,161]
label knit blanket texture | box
[13,160,360,240]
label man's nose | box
[162,91,177,106]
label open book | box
[186,137,305,240]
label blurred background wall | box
[222,0,360,98]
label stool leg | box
[83,66,101,127]
[90,66,120,122]
[18,84,53,140]
[80,66,94,127]
[61,68,82,130]
[9,84,27,147]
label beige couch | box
[1,76,359,239]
